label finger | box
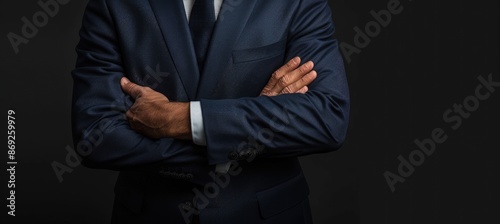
[271,61,314,94]
[260,57,301,96]
[274,57,301,79]
[295,86,308,94]
[281,70,317,94]
[126,109,137,122]
[121,77,143,99]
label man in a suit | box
[72,0,349,223]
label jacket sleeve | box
[200,0,349,165]
[71,0,204,170]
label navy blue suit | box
[72,0,349,223]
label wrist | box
[165,102,192,140]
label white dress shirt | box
[183,0,223,20]
[183,0,232,173]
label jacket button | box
[240,150,252,159]
[229,151,239,160]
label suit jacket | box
[71,0,349,223]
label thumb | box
[121,77,131,86]
[120,77,142,99]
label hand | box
[120,77,191,140]
[260,57,317,96]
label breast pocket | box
[232,39,287,64]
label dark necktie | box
[189,0,216,72]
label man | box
[72,0,349,223]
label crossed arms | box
[72,0,349,170]
[120,57,317,140]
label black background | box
[1,0,498,223]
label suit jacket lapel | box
[196,0,257,99]
[148,0,199,100]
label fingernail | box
[121,77,130,85]
[310,70,317,77]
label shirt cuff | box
[190,101,230,173]
[190,101,206,146]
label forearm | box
[72,76,204,170]
[201,89,348,165]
